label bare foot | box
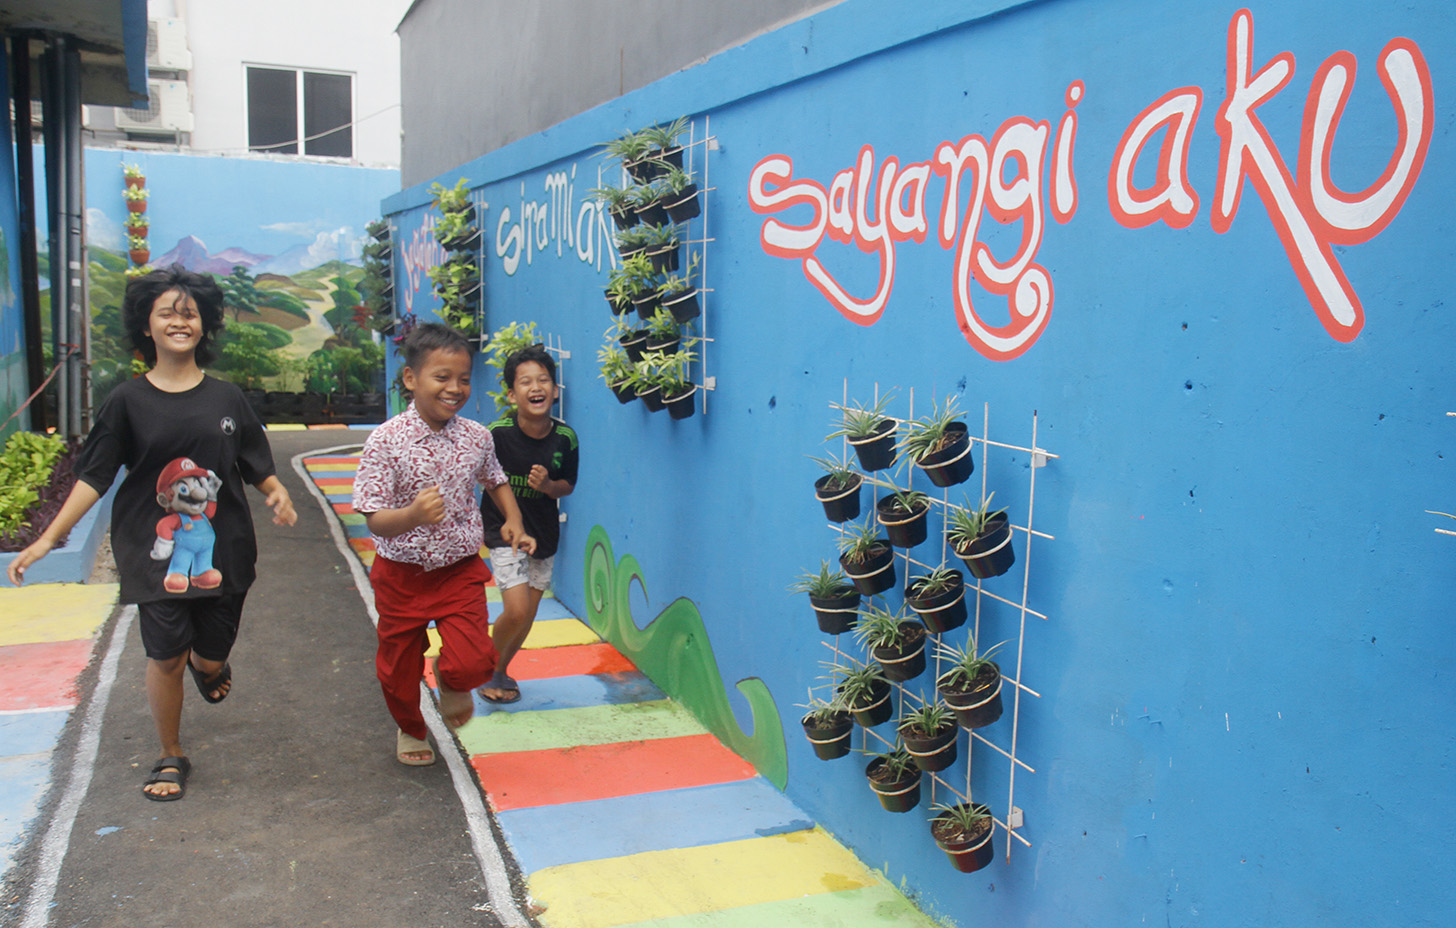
[432,657,474,729]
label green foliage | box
[484,320,542,411]
[590,182,634,212]
[797,690,847,725]
[0,432,66,534]
[305,340,384,395]
[832,662,887,707]
[602,128,653,163]
[597,342,634,386]
[642,115,689,150]
[809,451,860,493]
[931,801,992,834]
[828,392,896,441]
[945,492,1006,550]
[835,517,884,566]
[214,322,287,388]
[788,560,854,598]
[899,701,956,737]
[934,636,1006,692]
[908,566,961,598]
[429,177,473,214]
[898,395,964,462]
[122,163,144,179]
[852,604,913,650]
[869,748,919,782]
[122,186,149,201]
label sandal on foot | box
[480,680,521,704]
[189,661,232,704]
[142,756,191,802]
[396,729,436,766]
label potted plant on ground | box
[905,566,968,634]
[123,162,145,188]
[799,693,854,761]
[789,560,861,635]
[656,348,698,420]
[836,517,895,596]
[898,701,959,772]
[946,492,1016,579]
[865,747,922,813]
[829,394,898,471]
[591,182,638,231]
[900,396,974,487]
[853,604,927,682]
[930,801,996,872]
[876,487,930,548]
[935,637,1006,730]
[660,165,701,222]
[597,342,637,404]
[123,186,149,213]
[833,662,893,728]
[810,452,862,523]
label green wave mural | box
[584,525,787,789]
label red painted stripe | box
[315,477,356,486]
[331,502,356,514]
[0,640,96,710]
[471,733,756,811]
[508,643,637,679]
[349,537,376,552]
[304,456,362,466]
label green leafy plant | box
[641,222,680,249]
[898,395,964,462]
[122,163,144,179]
[0,432,67,535]
[656,254,700,299]
[934,637,1006,692]
[366,217,390,240]
[126,233,149,251]
[434,209,478,246]
[642,115,689,151]
[654,348,696,396]
[429,177,473,214]
[945,492,1006,551]
[809,451,860,494]
[122,186,149,202]
[899,701,956,738]
[797,690,848,725]
[590,182,635,214]
[879,488,928,518]
[615,224,652,254]
[645,309,682,341]
[597,342,634,387]
[789,560,855,598]
[828,393,897,441]
[659,166,696,197]
[836,517,886,566]
[868,747,919,783]
[602,128,654,165]
[852,604,914,650]
[908,566,961,598]
[124,214,148,232]
[484,320,542,411]
[931,801,992,836]
[832,662,888,707]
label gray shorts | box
[489,546,554,592]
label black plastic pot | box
[865,757,922,813]
[871,623,927,682]
[663,385,697,419]
[625,156,660,183]
[636,384,666,412]
[848,419,897,471]
[876,496,928,548]
[619,330,650,363]
[845,677,894,728]
[900,722,959,772]
[632,292,662,320]
[802,710,853,761]
[914,422,974,487]
[664,185,701,223]
[663,289,700,323]
[635,198,669,228]
[606,289,632,316]
[839,542,895,596]
[954,511,1016,579]
[940,666,1004,730]
[645,334,680,355]
[808,588,860,635]
[932,805,995,873]
[655,146,685,172]
[609,380,636,404]
[442,229,481,252]
[610,206,638,231]
[648,244,680,274]
[815,474,862,523]
[905,572,968,634]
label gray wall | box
[397,0,841,186]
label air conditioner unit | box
[147,18,192,71]
[115,80,195,134]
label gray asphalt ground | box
[1,428,529,928]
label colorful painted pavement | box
[303,453,940,928]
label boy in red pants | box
[353,324,534,765]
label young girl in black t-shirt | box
[5,266,296,801]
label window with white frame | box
[246,66,353,158]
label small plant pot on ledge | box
[865,756,922,813]
[914,422,974,488]
[931,804,996,873]
[848,419,897,471]
[808,588,861,635]
[871,623,927,683]
[801,710,854,760]
[815,474,862,523]
[839,542,895,596]
[939,665,1004,731]
[875,495,928,548]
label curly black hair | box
[122,265,226,366]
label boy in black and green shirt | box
[479,345,579,703]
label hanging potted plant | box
[865,747,922,814]
[657,348,698,420]
[836,517,895,596]
[124,213,148,237]
[608,315,651,364]
[660,166,701,223]
[789,560,861,635]
[602,128,657,182]
[428,256,482,342]
[597,342,637,404]
[591,182,638,231]
[122,162,145,189]
[656,254,701,323]
[905,566,968,634]
[615,223,652,259]
[799,693,853,761]
[627,351,668,412]
[900,396,974,488]
[930,801,996,873]
[853,604,927,683]
[833,662,893,728]
[876,488,930,548]
[935,637,1006,730]
[127,233,150,266]
[367,217,391,242]
[898,701,959,772]
[644,309,683,354]
[605,264,636,316]
[810,452,862,523]
[123,186,149,214]
[642,222,681,275]
[631,182,669,228]
[642,115,690,173]
[829,394,898,471]
[946,492,1016,579]
[434,208,480,251]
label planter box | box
[0,482,118,584]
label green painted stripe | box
[624,884,946,928]
[458,700,708,755]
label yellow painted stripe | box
[0,583,120,646]
[625,884,945,928]
[528,828,878,928]
[524,618,600,648]
[268,423,308,431]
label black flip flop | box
[189,661,232,703]
[480,679,521,704]
[142,756,191,802]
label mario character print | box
[151,457,224,594]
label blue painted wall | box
[384,2,1455,925]
[0,42,27,439]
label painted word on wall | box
[495,165,615,276]
[748,8,1432,359]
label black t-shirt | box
[74,375,276,604]
[480,411,578,558]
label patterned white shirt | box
[353,402,508,570]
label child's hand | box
[502,522,537,555]
[5,538,54,586]
[412,485,447,526]
[527,464,550,493]
[267,485,297,526]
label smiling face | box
[506,359,559,423]
[402,346,472,430]
[147,289,202,360]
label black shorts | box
[137,592,248,662]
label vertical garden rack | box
[815,383,1057,863]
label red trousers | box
[370,554,497,740]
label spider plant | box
[810,451,861,494]
[835,517,884,567]
[827,393,897,441]
[898,395,965,462]
[934,637,1006,692]
[908,565,961,598]
[931,800,992,835]
[642,115,689,151]
[899,701,956,738]
[868,747,920,783]
[833,662,888,708]
[879,488,928,517]
[789,561,855,599]
[945,492,1006,550]
[852,604,914,651]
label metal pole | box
[39,39,68,436]
[62,40,87,434]
[8,34,47,432]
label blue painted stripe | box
[474,671,664,715]
[497,778,815,873]
[0,710,70,756]
[534,597,573,621]
[0,754,54,873]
